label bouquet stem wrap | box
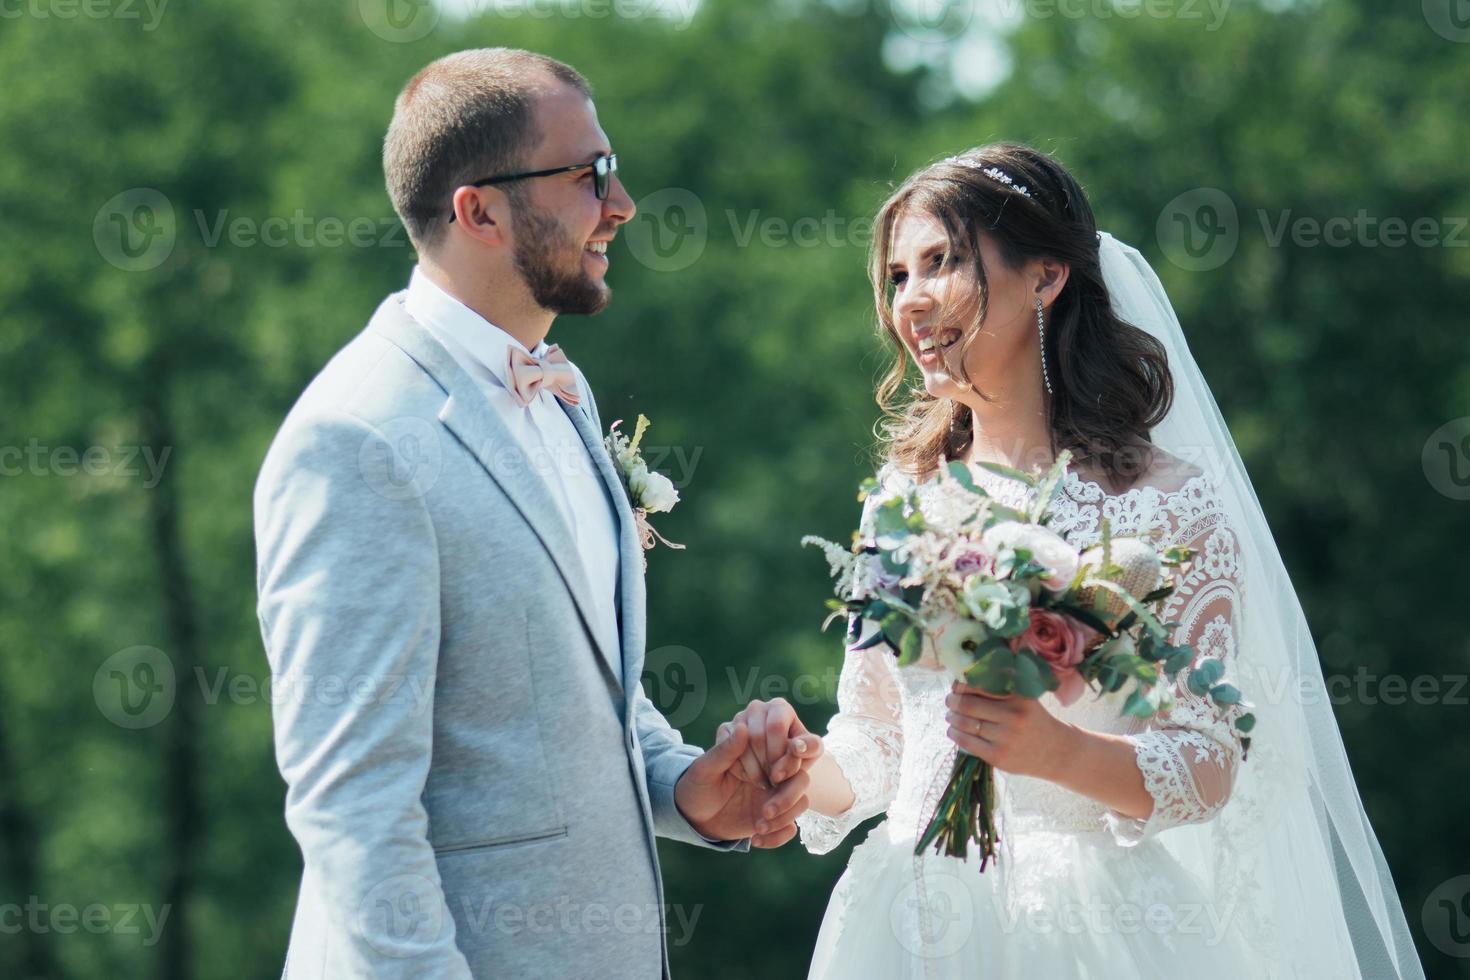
[916,752,999,869]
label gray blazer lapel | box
[367,297,624,686]
[558,400,647,694]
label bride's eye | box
[889,270,908,287]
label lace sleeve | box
[797,480,906,855]
[1105,482,1250,847]
[795,628,904,854]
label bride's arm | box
[1095,509,1248,843]
[1038,726,1156,819]
[721,634,903,853]
[792,638,905,853]
[947,498,1249,842]
[804,746,858,816]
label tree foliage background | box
[1,0,1466,976]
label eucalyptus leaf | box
[973,459,1036,488]
[947,460,986,495]
[965,645,1018,695]
[1122,689,1155,718]
[1164,648,1194,676]
[898,624,924,666]
[1014,647,1060,698]
[880,611,911,650]
[1210,682,1242,705]
[1192,658,1225,692]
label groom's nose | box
[602,174,635,227]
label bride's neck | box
[957,393,1126,493]
[960,393,1056,473]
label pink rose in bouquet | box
[1010,609,1095,706]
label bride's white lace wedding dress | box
[795,462,1329,979]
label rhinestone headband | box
[942,155,1033,200]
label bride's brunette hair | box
[871,142,1174,489]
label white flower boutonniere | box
[605,414,685,566]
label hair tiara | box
[942,155,1033,200]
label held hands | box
[721,696,824,790]
[675,698,825,848]
[944,681,1074,780]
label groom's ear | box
[449,186,511,249]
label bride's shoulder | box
[1071,447,1207,499]
[1130,448,1207,495]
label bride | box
[730,144,1425,978]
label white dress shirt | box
[401,267,622,658]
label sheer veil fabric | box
[1094,231,1423,978]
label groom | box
[254,48,819,978]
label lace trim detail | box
[796,727,900,855]
[877,462,1217,551]
[798,610,904,855]
[1103,491,1248,845]
[1106,729,1232,845]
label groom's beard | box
[512,202,610,316]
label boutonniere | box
[605,414,685,565]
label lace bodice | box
[798,463,1249,854]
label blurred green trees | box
[1,0,1465,976]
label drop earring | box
[1036,297,1053,395]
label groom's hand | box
[674,721,812,848]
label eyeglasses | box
[448,154,618,222]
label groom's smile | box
[583,233,612,272]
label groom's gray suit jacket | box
[254,294,742,979]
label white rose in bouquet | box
[980,521,1079,592]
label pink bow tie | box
[506,344,580,408]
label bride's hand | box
[945,681,1074,780]
[718,697,824,787]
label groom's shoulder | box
[256,302,445,483]
[303,323,440,418]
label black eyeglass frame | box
[447,154,618,222]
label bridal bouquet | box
[605,414,685,566]
[803,450,1254,871]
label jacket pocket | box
[433,825,568,856]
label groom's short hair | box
[384,48,592,249]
